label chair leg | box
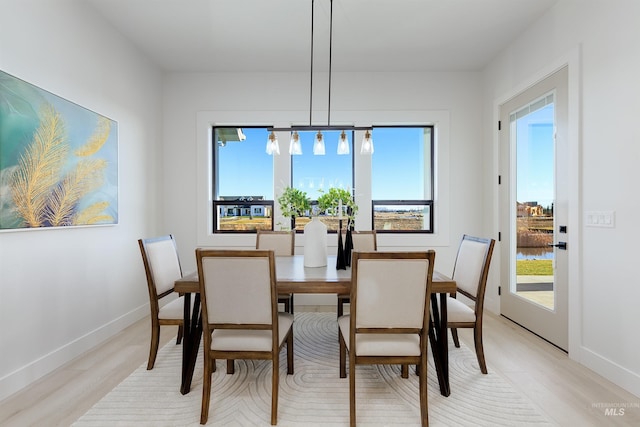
[349,353,356,427]
[419,354,429,427]
[200,353,212,424]
[473,326,488,374]
[271,354,279,425]
[287,330,294,375]
[176,324,183,345]
[147,323,160,370]
[337,299,344,318]
[401,364,409,378]
[451,327,460,348]
[227,359,235,374]
[339,333,347,378]
[281,295,294,314]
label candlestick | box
[336,219,346,270]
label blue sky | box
[515,103,555,209]
[217,117,554,208]
[217,127,428,201]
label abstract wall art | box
[0,70,118,230]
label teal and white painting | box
[0,70,118,230]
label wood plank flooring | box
[1,307,638,426]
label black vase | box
[336,219,346,270]
[344,220,354,267]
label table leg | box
[180,292,202,395]
[428,293,450,396]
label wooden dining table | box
[174,254,456,397]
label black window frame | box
[210,125,435,234]
[370,125,435,234]
[211,126,275,233]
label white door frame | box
[491,47,581,356]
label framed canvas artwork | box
[0,70,118,230]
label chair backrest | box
[256,230,295,256]
[138,235,183,303]
[345,230,377,251]
[451,235,495,309]
[196,249,277,326]
[351,251,435,331]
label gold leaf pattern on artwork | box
[74,201,113,225]
[46,159,107,226]
[10,105,68,227]
[75,116,111,157]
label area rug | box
[73,312,552,426]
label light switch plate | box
[585,211,615,228]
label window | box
[211,125,434,233]
[291,130,353,231]
[212,127,274,232]
[371,126,434,233]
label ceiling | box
[85,0,558,73]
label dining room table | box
[173,254,456,397]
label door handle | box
[548,242,567,250]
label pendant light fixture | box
[313,130,326,155]
[266,130,280,155]
[360,129,374,154]
[337,130,350,154]
[289,130,302,155]
[267,0,373,156]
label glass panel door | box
[500,66,568,351]
[513,95,555,310]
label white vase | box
[303,216,328,267]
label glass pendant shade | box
[266,131,280,155]
[360,130,374,154]
[289,131,303,155]
[313,131,326,155]
[337,130,350,155]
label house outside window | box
[212,127,274,232]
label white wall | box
[482,0,640,396]
[0,0,163,400]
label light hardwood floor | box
[1,307,638,426]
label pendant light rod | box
[309,0,314,127]
[327,0,333,127]
[267,0,374,155]
[309,0,334,127]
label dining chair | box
[196,249,294,425]
[447,234,495,374]
[338,250,435,427]
[138,234,185,370]
[337,230,377,317]
[256,230,296,314]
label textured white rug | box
[74,313,552,426]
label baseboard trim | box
[573,345,640,398]
[0,304,148,402]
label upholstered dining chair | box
[337,230,377,317]
[256,230,296,314]
[338,250,435,427]
[447,234,495,374]
[138,235,185,370]
[196,249,294,425]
